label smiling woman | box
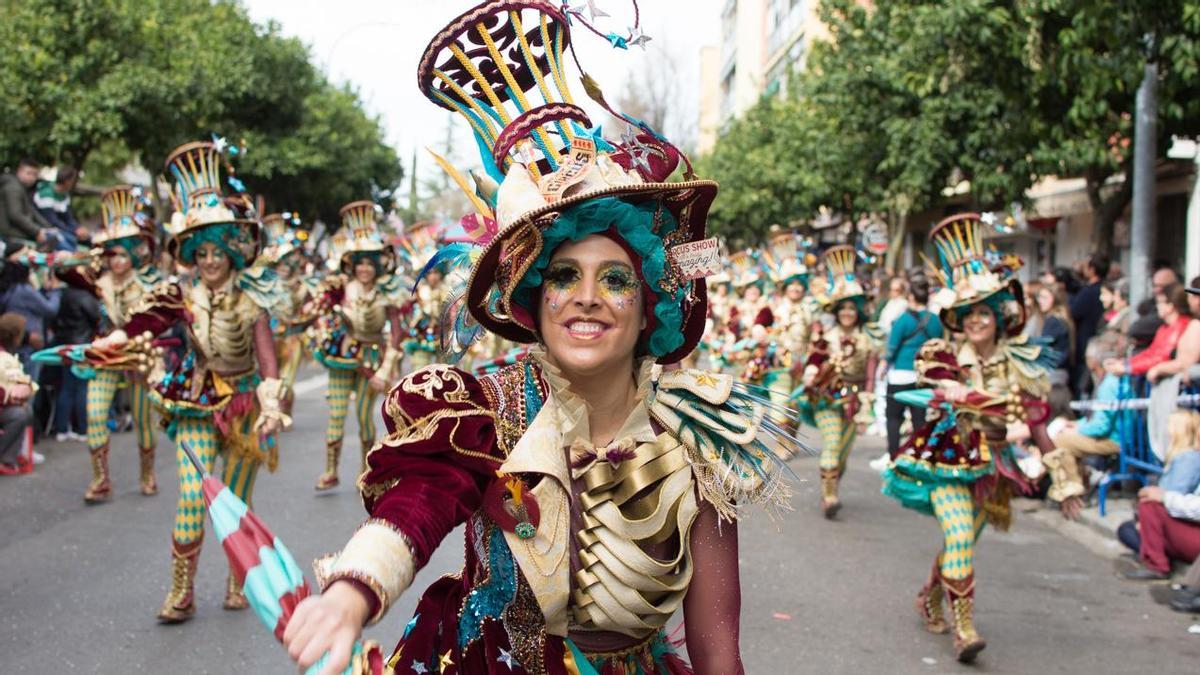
[281,2,809,674]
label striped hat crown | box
[729,250,762,287]
[96,185,151,244]
[767,231,812,284]
[338,201,395,273]
[926,213,1026,336]
[162,140,258,265]
[928,213,1007,305]
[822,245,866,306]
[418,0,687,229]
[163,141,255,234]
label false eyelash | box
[543,265,579,284]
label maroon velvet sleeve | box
[54,266,98,295]
[683,501,744,675]
[122,282,185,337]
[359,366,502,569]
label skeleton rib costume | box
[310,201,405,490]
[55,186,162,502]
[108,141,292,623]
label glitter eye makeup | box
[544,261,580,311]
[598,263,639,309]
[544,262,581,292]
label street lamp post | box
[1129,58,1157,309]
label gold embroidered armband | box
[313,519,417,625]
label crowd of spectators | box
[866,249,1200,621]
[0,159,115,473]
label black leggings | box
[886,381,926,456]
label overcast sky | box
[243,0,723,184]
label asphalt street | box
[2,366,1198,674]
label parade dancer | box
[881,213,1056,662]
[56,186,162,502]
[283,3,803,672]
[261,212,314,416]
[95,140,291,622]
[310,202,404,490]
[403,251,449,371]
[796,245,880,518]
[763,231,818,426]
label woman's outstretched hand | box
[284,580,370,675]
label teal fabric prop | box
[512,197,685,357]
[179,223,249,269]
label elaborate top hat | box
[766,231,813,286]
[95,185,155,248]
[420,0,717,364]
[163,140,259,266]
[821,245,867,309]
[261,212,306,265]
[729,250,763,288]
[927,213,1025,336]
[337,201,396,275]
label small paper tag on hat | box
[670,237,722,280]
[540,136,596,202]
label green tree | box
[0,0,401,224]
[704,0,1041,267]
[238,80,402,225]
[1021,0,1200,254]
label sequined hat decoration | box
[95,185,155,247]
[338,201,396,275]
[765,231,814,286]
[729,250,763,288]
[418,0,718,364]
[261,211,307,265]
[162,140,259,265]
[925,213,1026,336]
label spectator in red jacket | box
[1105,284,1195,377]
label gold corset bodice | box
[499,352,697,640]
[568,432,697,637]
[827,325,871,384]
[343,280,389,343]
[185,281,261,373]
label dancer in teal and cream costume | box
[309,201,405,490]
[55,185,163,503]
[92,140,291,623]
[794,244,881,518]
[881,213,1056,663]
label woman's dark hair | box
[0,262,31,292]
[0,313,26,351]
[909,277,931,304]
[1054,266,1080,295]
[1159,284,1191,317]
